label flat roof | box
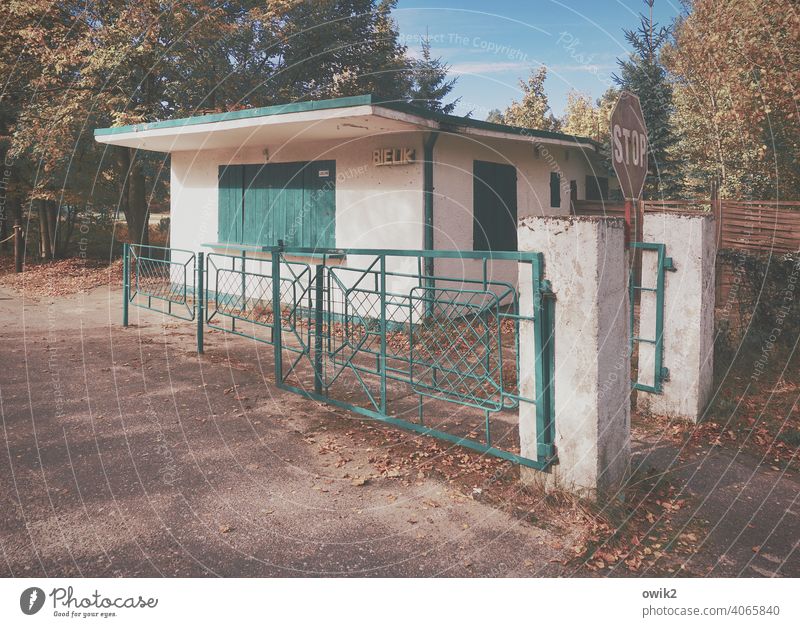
[94,94,601,153]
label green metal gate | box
[123,244,198,322]
[629,241,674,393]
[123,245,557,470]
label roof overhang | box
[94,95,599,154]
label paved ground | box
[0,284,797,577]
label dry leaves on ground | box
[0,256,123,298]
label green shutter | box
[243,164,270,246]
[218,165,243,244]
[550,171,561,208]
[303,161,336,249]
[232,160,336,248]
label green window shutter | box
[218,165,243,243]
[473,160,517,251]
[550,171,561,208]
[303,161,336,249]
[234,160,337,249]
[243,164,272,246]
[280,162,306,247]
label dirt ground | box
[0,265,797,577]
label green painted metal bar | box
[313,264,324,395]
[630,241,672,394]
[241,251,247,312]
[122,243,130,327]
[196,252,204,354]
[260,245,542,262]
[532,255,556,461]
[142,244,558,472]
[379,255,388,413]
[277,381,555,471]
[272,250,283,381]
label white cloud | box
[448,61,530,75]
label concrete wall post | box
[637,212,716,423]
[518,216,630,500]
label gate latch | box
[663,256,677,272]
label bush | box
[716,249,800,353]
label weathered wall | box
[432,133,604,292]
[170,132,425,297]
[517,216,630,499]
[637,212,716,422]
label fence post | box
[379,255,387,413]
[241,251,247,312]
[196,251,204,354]
[122,243,130,327]
[271,250,283,382]
[531,255,555,461]
[518,215,630,500]
[638,212,716,422]
[13,221,24,273]
[313,263,324,395]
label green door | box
[473,160,517,251]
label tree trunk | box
[130,157,149,246]
[117,147,149,246]
[61,205,76,255]
[46,200,59,257]
[36,199,53,259]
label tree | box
[562,88,620,143]
[502,66,561,131]
[259,0,412,103]
[664,0,800,198]
[613,0,677,195]
[561,91,599,140]
[408,35,458,113]
[6,0,419,254]
[486,109,504,124]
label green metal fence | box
[629,241,674,393]
[123,244,557,470]
[123,243,205,353]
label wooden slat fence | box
[572,198,800,255]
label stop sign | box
[610,91,648,200]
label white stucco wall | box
[517,215,630,499]
[637,212,716,422]
[432,133,607,292]
[170,132,425,303]
[170,131,425,254]
[168,128,607,317]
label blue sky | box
[393,0,683,119]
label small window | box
[473,161,518,251]
[550,172,561,208]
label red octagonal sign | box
[610,91,648,200]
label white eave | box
[94,99,598,154]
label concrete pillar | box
[637,212,716,422]
[517,216,630,500]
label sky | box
[393,0,683,119]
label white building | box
[95,94,613,290]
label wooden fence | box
[572,199,800,255]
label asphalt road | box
[1,284,797,577]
